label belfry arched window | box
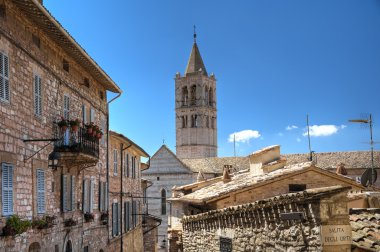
[161,189,167,215]
[190,85,196,105]
[205,86,209,105]
[209,88,213,107]
[182,87,188,106]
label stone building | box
[0,0,152,251]
[142,145,248,251]
[175,32,217,159]
[168,145,371,251]
[108,131,150,252]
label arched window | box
[208,88,213,106]
[29,242,41,252]
[182,87,188,106]
[191,115,198,128]
[204,86,209,105]
[64,240,72,252]
[206,116,209,128]
[182,116,187,128]
[190,85,196,105]
[161,189,166,215]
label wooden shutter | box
[131,157,135,179]
[34,75,42,116]
[126,201,130,231]
[114,150,118,174]
[82,104,87,125]
[36,169,45,214]
[61,175,67,212]
[112,203,117,236]
[83,180,88,212]
[71,176,75,211]
[118,203,121,234]
[2,163,13,215]
[132,201,136,227]
[63,95,70,120]
[90,107,95,123]
[105,182,108,211]
[90,179,94,213]
[126,154,129,177]
[99,182,103,211]
[0,53,9,102]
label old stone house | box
[108,131,150,252]
[168,145,373,251]
[0,0,128,251]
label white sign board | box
[321,225,352,245]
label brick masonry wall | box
[182,189,350,252]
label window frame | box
[2,163,13,216]
[0,52,10,103]
[34,74,42,117]
[36,169,45,214]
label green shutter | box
[61,175,67,212]
[36,169,45,214]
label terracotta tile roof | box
[180,156,250,174]
[177,162,363,204]
[350,208,380,251]
[284,151,380,169]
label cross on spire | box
[193,25,197,43]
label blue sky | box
[45,0,380,157]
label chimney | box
[249,145,286,175]
[336,163,348,175]
[222,165,231,183]
[196,171,205,182]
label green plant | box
[57,117,69,128]
[64,218,77,227]
[32,215,56,229]
[2,215,31,236]
[69,119,80,127]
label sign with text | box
[321,225,352,245]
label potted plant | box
[69,119,80,132]
[84,212,94,222]
[85,122,94,134]
[64,218,77,227]
[2,215,31,236]
[92,125,99,137]
[32,215,56,230]
[96,129,103,139]
[57,117,69,132]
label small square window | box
[157,177,160,181]
[99,91,104,100]
[63,59,69,72]
[32,34,40,48]
[84,78,90,88]
[0,5,6,18]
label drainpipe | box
[120,142,132,252]
[106,92,121,244]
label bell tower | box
[175,31,217,159]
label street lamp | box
[48,151,61,170]
[349,114,375,186]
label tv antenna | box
[306,115,314,161]
[349,113,377,187]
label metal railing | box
[53,125,99,158]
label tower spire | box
[185,26,208,76]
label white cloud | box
[303,125,341,137]
[228,130,261,143]
[278,132,284,137]
[286,125,298,131]
[340,125,347,129]
[296,138,301,142]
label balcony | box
[53,124,99,169]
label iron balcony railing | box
[53,124,99,158]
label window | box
[124,201,130,232]
[125,153,129,177]
[190,85,196,105]
[90,107,95,123]
[29,242,41,252]
[132,200,138,227]
[36,169,45,214]
[205,86,209,105]
[289,184,306,193]
[83,246,89,252]
[99,91,104,100]
[131,156,135,179]
[113,150,118,175]
[82,179,94,213]
[82,104,87,125]
[2,163,13,216]
[63,95,70,120]
[0,52,10,102]
[161,189,166,215]
[206,116,209,128]
[32,34,40,48]
[112,202,121,237]
[209,88,213,106]
[34,75,42,116]
[63,59,69,72]
[220,237,232,252]
[61,175,75,212]
[191,115,198,128]
[143,188,147,204]
[182,87,188,106]
[83,78,90,88]
[99,181,107,211]
[0,4,5,18]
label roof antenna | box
[193,25,197,43]
[307,114,314,161]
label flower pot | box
[87,128,93,134]
[71,125,78,132]
[92,131,97,137]
[60,126,68,132]
[96,133,102,139]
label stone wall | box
[0,1,111,251]
[181,186,351,252]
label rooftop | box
[350,208,380,251]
